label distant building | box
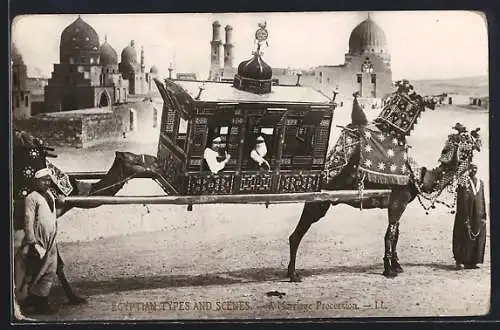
[26,77,48,116]
[469,95,488,109]
[44,16,130,112]
[208,21,235,81]
[176,73,197,81]
[119,40,157,95]
[13,15,162,147]
[42,16,158,113]
[445,93,471,105]
[11,44,31,119]
[295,15,392,102]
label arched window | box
[90,58,94,64]
[25,95,29,107]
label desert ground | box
[14,105,490,321]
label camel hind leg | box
[288,201,331,282]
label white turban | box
[212,136,222,143]
[34,168,52,179]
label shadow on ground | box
[50,262,457,301]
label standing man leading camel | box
[453,164,487,269]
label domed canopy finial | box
[254,21,269,55]
[104,34,107,42]
[233,21,273,94]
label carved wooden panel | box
[239,173,273,193]
[157,142,184,191]
[187,173,234,195]
[278,173,321,193]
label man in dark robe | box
[453,164,487,269]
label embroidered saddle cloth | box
[324,124,410,186]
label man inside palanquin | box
[250,135,271,171]
[203,136,231,174]
[453,163,487,269]
[15,168,59,315]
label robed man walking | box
[453,164,488,269]
[15,168,59,314]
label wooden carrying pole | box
[60,190,391,207]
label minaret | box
[223,25,234,74]
[209,20,222,80]
[140,46,145,73]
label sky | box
[11,11,489,81]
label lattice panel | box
[187,174,234,195]
[314,127,331,157]
[239,173,273,192]
[278,173,320,193]
[157,143,184,190]
[162,108,176,133]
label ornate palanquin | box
[153,78,335,195]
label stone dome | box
[149,65,158,74]
[237,54,272,80]
[11,43,24,65]
[348,16,388,55]
[121,40,138,70]
[60,16,100,56]
[100,36,118,66]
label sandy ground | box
[13,107,491,321]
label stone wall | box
[82,112,123,147]
[13,100,161,148]
[13,107,123,148]
[14,116,84,147]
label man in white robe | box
[15,168,59,315]
[250,135,270,171]
[203,136,231,174]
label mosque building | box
[311,15,393,101]
[13,16,162,147]
[43,16,157,113]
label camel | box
[12,128,163,308]
[287,91,482,282]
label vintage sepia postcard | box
[10,10,490,322]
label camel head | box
[420,123,481,193]
[114,151,163,178]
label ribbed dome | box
[150,65,158,74]
[121,40,138,69]
[233,53,273,94]
[100,37,118,66]
[60,16,100,54]
[11,43,24,65]
[348,17,387,54]
[237,54,272,80]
